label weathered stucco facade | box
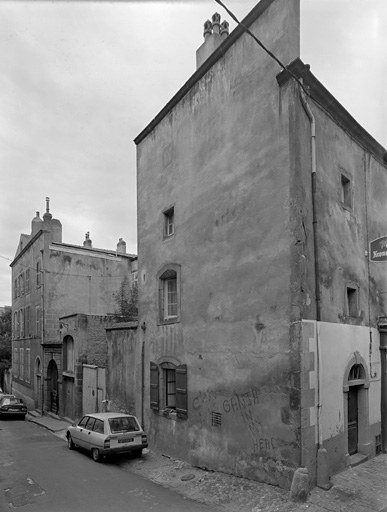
[135,0,387,490]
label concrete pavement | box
[26,412,387,512]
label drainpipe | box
[299,84,330,489]
[379,323,387,452]
[141,321,146,428]
[40,249,45,415]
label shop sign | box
[370,235,387,262]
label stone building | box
[10,198,136,416]
[134,0,387,490]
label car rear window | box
[108,417,140,433]
[2,398,23,405]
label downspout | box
[141,321,146,428]
[379,324,387,452]
[299,84,330,489]
[40,249,45,415]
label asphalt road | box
[0,418,219,512]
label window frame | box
[157,264,181,325]
[150,361,187,419]
[163,206,175,238]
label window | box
[25,306,30,337]
[20,348,24,380]
[36,306,41,336]
[25,269,30,293]
[20,309,24,338]
[14,279,17,299]
[16,311,20,338]
[150,362,187,419]
[36,261,41,287]
[25,348,30,382]
[157,264,181,324]
[13,347,19,378]
[78,416,88,428]
[346,284,359,317]
[163,207,175,237]
[93,419,105,434]
[348,364,365,382]
[63,336,74,373]
[341,174,352,209]
[13,312,17,339]
[165,369,176,408]
[20,273,25,295]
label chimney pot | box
[220,20,229,38]
[212,12,221,34]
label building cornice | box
[276,58,387,166]
[134,0,276,145]
[49,242,137,261]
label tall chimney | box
[196,12,229,70]
[83,232,92,248]
[116,238,127,254]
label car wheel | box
[92,448,101,462]
[67,435,75,450]
[133,449,142,458]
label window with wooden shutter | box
[150,362,159,411]
[176,364,187,419]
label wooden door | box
[348,386,358,455]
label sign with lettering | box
[370,235,387,262]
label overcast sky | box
[0,0,386,306]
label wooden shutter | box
[150,362,159,411]
[176,364,187,419]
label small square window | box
[341,175,352,209]
[346,286,358,317]
[164,207,175,237]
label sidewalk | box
[26,412,387,512]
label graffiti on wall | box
[192,386,278,455]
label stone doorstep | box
[348,452,369,468]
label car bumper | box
[0,411,26,418]
[101,443,148,456]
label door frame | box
[343,353,371,465]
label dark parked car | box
[0,397,27,419]
[66,412,148,462]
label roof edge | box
[277,58,387,165]
[10,230,43,267]
[134,0,276,145]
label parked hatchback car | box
[66,412,148,462]
[0,397,27,420]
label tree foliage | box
[113,277,138,322]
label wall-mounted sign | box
[370,235,387,262]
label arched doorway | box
[343,356,371,461]
[47,359,59,414]
[35,357,42,410]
